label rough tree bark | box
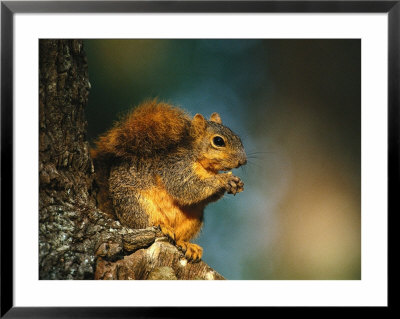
[39,39,224,280]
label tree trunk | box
[38,39,224,280]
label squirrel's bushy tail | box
[91,99,192,159]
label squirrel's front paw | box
[223,173,244,195]
[176,240,203,262]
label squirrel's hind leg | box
[113,195,150,229]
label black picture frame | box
[1,0,397,317]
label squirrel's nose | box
[238,158,247,167]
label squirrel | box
[90,99,247,261]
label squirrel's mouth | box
[218,161,246,173]
[198,158,244,175]
[219,160,246,172]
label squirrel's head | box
[190,112,247,173]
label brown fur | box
[91,100,247,262]
[92,99,191,158]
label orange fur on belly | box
[138,183,204,242]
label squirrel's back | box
[91,99,192,160]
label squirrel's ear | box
[191,113,207,135]
[209,112,222,124]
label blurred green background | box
[84,39,361,280]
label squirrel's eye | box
[213,136,225,147]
